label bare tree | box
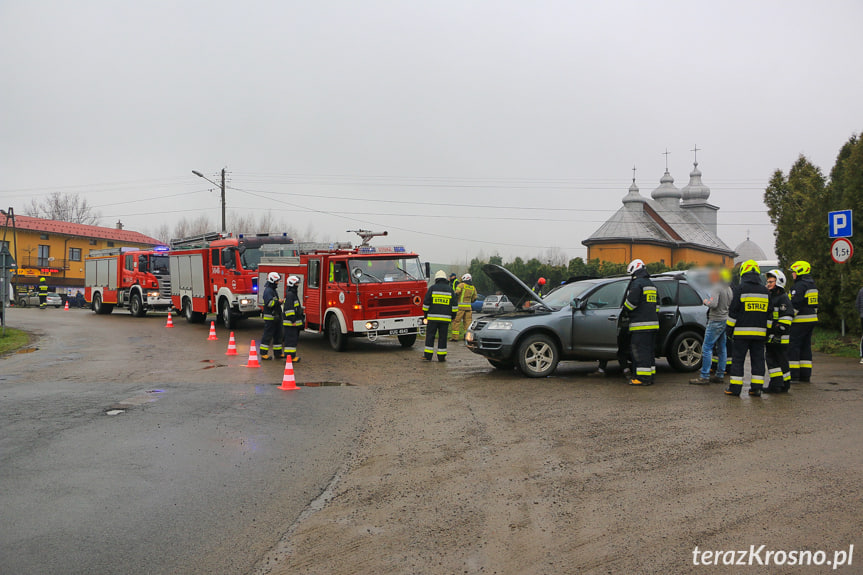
[24,192,101,225]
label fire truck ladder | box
[169,231,228,249]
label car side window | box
[678,283,703,306]
[586,281,627,310]
[655,280,678,306]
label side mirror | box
[424,262,431,279]
[352,267,364,280]
[571,298,586,311]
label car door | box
[570,280,628,356]
[654,279,681,350]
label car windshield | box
[349,257,424,283]
[485,295,502,303]
[542,280,600,309]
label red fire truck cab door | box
[304,258,324,331]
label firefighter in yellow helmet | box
[38,277,48,309]
[451,273,477,341]
[788,260,818,383]
[725,260,770,397]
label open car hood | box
[481,264,546,309]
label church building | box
[582,155,736,267]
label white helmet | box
[766,269,786,289]
[461,273,472,282]
[267,272,281,283]
[286,275,300,287]
[627,259,645,275]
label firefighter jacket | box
[283,287,304,328]
[622,269,659,332]
[455,282,477,310]
[38,278,48,294]
[423,279,457,322]
[790,274,818,324]
[767,288,793,345]
[726,271,769,340]
[262,282,281,321]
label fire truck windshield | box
[349,257,424,283]
[151,256,170,275]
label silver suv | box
[466,265,708,378]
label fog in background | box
[2,0,861,263]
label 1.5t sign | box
[831,238,853,264]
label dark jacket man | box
[725,261,770,396]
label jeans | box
[700,320,727,378]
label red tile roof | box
[12,215,161,245]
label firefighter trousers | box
[788,323,814,381]
[260,319,283,358]
[39,295,47,309]
[283,326,300,359]
[424,321,449,361]
[629,330,656,383]
[765,342,791,392]
[451,309,472,340]
[728,338,766,394]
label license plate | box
[382,328,415,336]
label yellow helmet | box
[789,260,811,275]
[739,259,760,276]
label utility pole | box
[192,168,228,233]
[220,168,226,233]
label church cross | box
[691,144,701,163]
[662,148,671,171]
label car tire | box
[327,314,347,352]
[130,293,146,317]
[515,333,559,378]
[488,359,515,371]
[398,334,417,348]
[18,298,27,307]
[668,330,703,372]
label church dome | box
[651,170,681,202]
[622,178,645,206]
[681,162,711,203]
[733,238,767,263]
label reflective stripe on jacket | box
[282,289,304,327]
[726,271,769,340]
[423,280,457,322]
[455,283,476,309]
[623,271,659,332]
[790,274,818,323]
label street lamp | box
[192,169,226,232]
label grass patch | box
[0,327,31,356]
[812,328,859,358]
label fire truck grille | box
[373,297,413,308]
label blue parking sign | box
[829,210,853,238]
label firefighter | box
[450,273,477,341]
[260,272,283,360]
[788,260,818,383]
[622,259,659,386]
[422,270,457,362]
[282,275,304,362]
[532,277,547,296]
[725,260,770,397]
[764,269,793,393]
[38,277,48,309]
[449,273,459,293]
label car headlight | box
[365,321,379,330]
[486,320,513,330]
[147,291,159,298]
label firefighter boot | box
[748,383,763,397]
[725,384,742,396]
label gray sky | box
[1,0,861,263]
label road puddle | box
[302,382,354,387]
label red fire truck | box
[258,231,429,351]
[168,232,296,329]
[84,247,173,316]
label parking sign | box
[828,210,853,238]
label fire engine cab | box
[169,232,295,329]
[85,247,173,316]
[258,231,429,351]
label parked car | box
[17,290,63,308]
[481,294,516,313]
[472,294,486,313]
[466,264,708,378]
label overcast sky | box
[1,0,861,263]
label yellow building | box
[583,160,736,267]
[1,215,160,292]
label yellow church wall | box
[587,243,731,268]
[671,248,730,267]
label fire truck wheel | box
[130,293,146,317]
[326,314,348,352]
[219,299,233,330]
[93,293,113,315]
[183,298,205,324]
[397,334,417,348]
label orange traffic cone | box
[278,356,299,390]
[244,340,261,368]
[63,300,69,311]
[207,321,218,341]
[225,332,238,355]
[165,313,174,328]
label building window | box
[107,241,115,247]
[38,244,50,267]
[0,240,8,252]
[40,233,49,240]
[89,239,98,246]
[69,248,82,261]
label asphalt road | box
[0,307,372,575]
